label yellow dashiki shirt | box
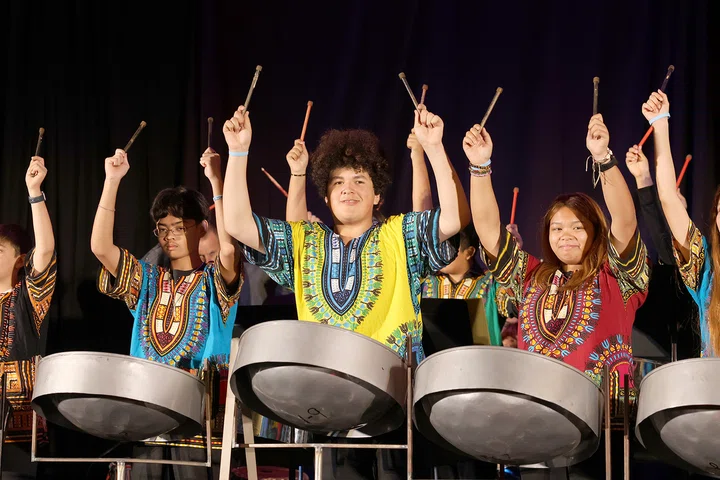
[243,209,457,362]
[1,249,57,443]
[98,249,242,370]
[421,272,504,345]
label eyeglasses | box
[153,223,198,238]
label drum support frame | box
[220,336,415,480]
[29,356,214,480]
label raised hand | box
[506,223,523,250]
[462,125,493,166]
[26,156,47,195]
[286,140,309,175]
[625,145,650,179]
[586,114,610,160]
[642,90,670,122]
[413,105,444,148]
[200,147,222,182]
[105,149,129,181]
[223,105,252,152]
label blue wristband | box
[229,151,249,157]
[212,195,223,202]
[479,159,492,167]
[649,112,670,125]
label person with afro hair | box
[223,104,469,364]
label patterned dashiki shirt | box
[0,249,57,443]
[481,229,649,414]
[673,220,714,357]
[98,248,241,370]
[242,208,458,363]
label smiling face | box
[548,206,595,270]
[154,215,205,261]
[324,167,380,226]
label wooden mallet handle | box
[261,168,288,197]
[398,72,420,112]
[123,121,147,152]
[676,154,692,188]
[478,87,503,132]
[638,65,675,148]
[420,84,428,105]
[592,77,600,115]
[34,128,45,157]
[510,187,519,225]
[300,101,313,142]
[244,65,263,112]
[207,117,214,149]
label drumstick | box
[207,117,213,150]
[123,121,147,152]
[676,154,692,187]
[261,168,288,197]
[510,187,519,225]
[638,65,675,148]
[30,128,45,177]
[244,65,263,112]
[420,84,428,105]
[592,77,600,115]
[300,101,313,142]
[478,87,503,133]
[34,127,45,157]
[398,72,420,112]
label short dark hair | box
[458,224,479,250]
[0,224,32,255]
[150,187,209,224]
[310,129,392,198]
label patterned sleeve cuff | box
[97,248,142,308]
[672,220,705,291]
[607,229,650,300]
[23,249,58,334]
[212,257,244,322]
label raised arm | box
[200,148,239,284]
[408,132,433,212]
[642,91,692,258]
[222,106,264,252]
[413,105,470,242]
[465,125,502,258]
[285,140,310,222]
[90,149,128,276]
[586,114,637,255]
[25,156,55,272]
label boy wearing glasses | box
[91,147,242,370]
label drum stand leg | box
[603,365,611,480]
[623,374,629,480]
[405,335,413,480]
[116,461,127,479]
[0,371,6,480]
[313,446,323,480]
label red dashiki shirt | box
[482,230,649,414]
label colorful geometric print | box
[25,249,57,336]
[521,272,601,358]
[1,359,47,443]
[422,273,492,300]
[584,334,636,416]
[302,224,383,329]
[0,290,16,359]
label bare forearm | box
[286,175,308,222]
[223,156,264,253]
[91,179,121,275]
[411,150,432,212]
[600,166,637,250]
[470,175,502,258]
[28,196,54,272]
[653,119,691,250]
[426,145,469,242]
[210,179,238,283]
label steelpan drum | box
[32,352,205,442]
[635,358,720,478]
[413,346,603,467]
[230,320,407,436]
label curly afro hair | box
[150,187,209,224]
[310,129,392,198]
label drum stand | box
[220,336,415,480]
[0,371,13,480]
[603,366,632,480]
[30,356,214,480]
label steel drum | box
[413,346,603,467]
[635,358,720,478]
[230,320,407,436]
[32,352,205,442]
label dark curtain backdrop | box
[0,0,717,358]
[0,0,717,476]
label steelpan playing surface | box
[414,346,603,467]
[635,358,720,477]
[32,352,205,441]
[230,320,407,436]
